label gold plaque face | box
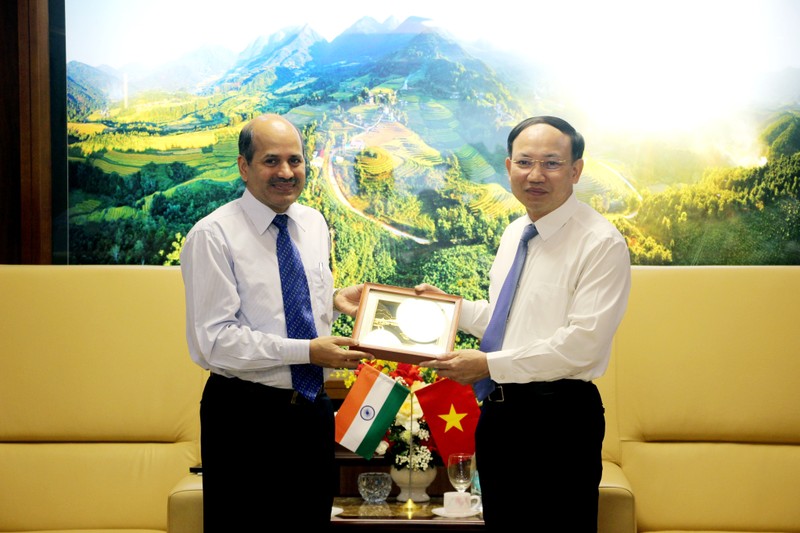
[352,283,462,364]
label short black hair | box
[507,116,585,161]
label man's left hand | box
[334,284,364,317]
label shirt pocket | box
[309,260,334,329]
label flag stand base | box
[403,498,418,517]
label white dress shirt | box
[180,189,336,388]
[459,192,631,384]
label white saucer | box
[432,507,481,518]
[331,506,344,518]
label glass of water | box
[447,453,475,493]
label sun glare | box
[484,0,781,134]
[66,0,795,147]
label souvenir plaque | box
[351,283,462,364]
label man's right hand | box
[309,336,373,369]
[418,349,489,386]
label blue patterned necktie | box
[273,214,323,401]
[474,223,539,401]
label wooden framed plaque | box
[351,283,462,364]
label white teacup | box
[443,491,481,515]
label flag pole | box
[403,389,418,513]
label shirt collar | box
[239,189,306,235]
[527,192,579,241]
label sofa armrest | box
[168,474,203,533]
[598,460,636,533]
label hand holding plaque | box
[351,283,462,364]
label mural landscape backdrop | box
[63,2,800,341]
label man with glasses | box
[417,116,631,531]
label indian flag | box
[335,364,409,460]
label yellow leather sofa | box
[598,265,800,532]
[2,265,798,532]
[0,265,206,533]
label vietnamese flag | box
[415,378,481,461]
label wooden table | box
[331,497,485,531]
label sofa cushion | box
[0,265,206,531]
[615,266,800,532]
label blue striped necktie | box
[273,214,323,401]
[474,223,538,401]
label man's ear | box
[571,158,584,184]
[237,154,248,182]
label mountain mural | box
[62,15,800,271]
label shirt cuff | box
[485,349,515,383]
[458,299,488,338]
[282,338,312,364]
[332,287,342,319]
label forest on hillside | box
[63,108,800,346]
[66,111,800,268]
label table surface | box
[332,497,485,530]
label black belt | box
[208,372,317,404]
[486,379,590,402]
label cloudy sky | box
[66,0,799,70]
[65,0,799,142]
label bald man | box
[180,114,371,531]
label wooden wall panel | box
[2,0,52,264]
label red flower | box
[390,362,423,384]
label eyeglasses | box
[511,159,567,173]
